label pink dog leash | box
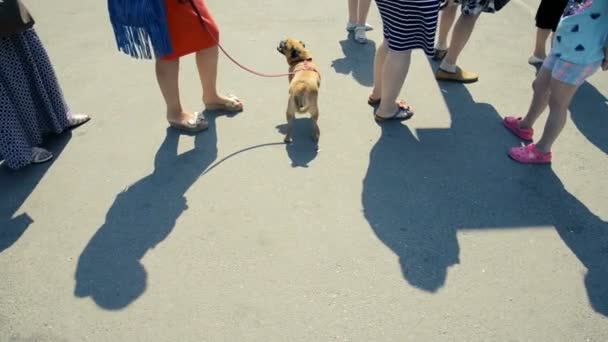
[186,0,295,78]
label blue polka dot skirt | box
[0,29,70,169]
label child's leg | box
[535,78,579,153]
[519,67,552,129]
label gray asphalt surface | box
[1,0,607,340]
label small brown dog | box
[277,38,321,143]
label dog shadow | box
[276,120,319,168]
[74,111,230,310]
[570,81,608,154]
[331,34,376,87]
[0,132,72,254]
[362,80,608,316]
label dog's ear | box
[299,41,306,48]
[290,48,300,59]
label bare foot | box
[167,111,209,132]
[203,94,243,112]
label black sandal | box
[374,102,415,123]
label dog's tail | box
[290,82,315,112]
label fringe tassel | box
[108,0,173,59]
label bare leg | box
[156,58,192,124]
[442,13,481,67]
[375,48,412,118]
[436,1,458,50]
[357,0,372,26]
[370,40,389,99]
[348,0,357,23]
[520,67,552,129]
[533,28,551,59]
[196,46,243,109]
[535,78,579,153]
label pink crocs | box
[508,144,552,164]
[503,117,534,141]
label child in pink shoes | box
[504,0,608,164]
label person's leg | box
[435,1,458,51]
[156,58,188,123]
[348,0,358,25]
[357,0,372,26]
[354,0,373,43]
[375,48,412,119]
[441,12,480,68]
[435,7,481,82]
[535,78,579,153]
[196,46,243,110]
[370,40,389,100]
[532,28,551,60]
[519,67,553,129]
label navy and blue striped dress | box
[375,0,442,56]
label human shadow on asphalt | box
[331,34,376,87]
[570,81,607,154]
[0,133,71,254]
[276,119,319,167]
[74,112,227,310]
[361,81,607,316]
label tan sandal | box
[435,67,479,83]
[204,95,243,112]
[168,112,209,133]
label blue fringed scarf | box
[107,0,173,59]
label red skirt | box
[162,0,220,60]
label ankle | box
[166,109,186,120]
[436,42,448,50]
[535,143,551,154]
[518,119,533,130]
[371,89,381,99]
[440,60,457,73]
[533,53,546,59]
[202,93,222,103]
[376,102,398,117]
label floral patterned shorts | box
[444,0,497,16]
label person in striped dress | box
[368,0,442,122]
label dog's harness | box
[289,58,321,82]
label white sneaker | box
[528,55,545,65]
[354,26,368,44]
[346,22,373,32]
